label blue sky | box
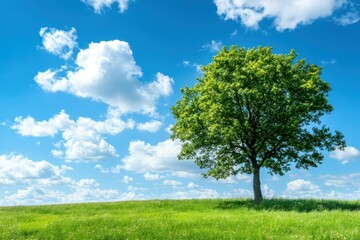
[0,0,359,205]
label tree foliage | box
[171,46,345,203]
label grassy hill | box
[1,198,360,239]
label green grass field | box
[1,199,360,239]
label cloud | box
[164,124,173,134]
[39,27,77,59]
[187,182,199,188]
[214,174,252,184]
[283,179,321,198]
[12,110,72,137]
[329,146,360,164]
[321,59,337,65]
[121,139,198,174]
[182,61,202,73]
[127,185,148,191]
[136,120,163,132]
[34,40,174,115]
[13,109,134,162]
[0,154,70,185]
[334,11,360,25]
[322,173,360,188]
[122,176,134,184]
[0,154,142,205]
[286,179,320,192]
[202,40,223,52]
[95,164,110,173]
[77,178,100,188]
[81,0,132,13]
[143,172,162,181]
[162,188,220,199]
[214,0,349,31]
[163,179,182,186]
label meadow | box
[1,198,360,239]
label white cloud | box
[202,40,223,52]
[163,179,181,186]
[39,27,77,59]
[0,155,144,206]
[335,10,360,25]
[111,165,122,173]
[51,149,64,158]
[1,184,136,206]
[329,146,360,164]
[0,154,70,185]
[214,0,348,31]
[77,179,100,188]
[262,184,276,198]
[143,172,162,181]
[164,124,173,134]
[13,109,134,162]
[230,29,238,36]
[170,171,199,179]
[187,182,199,188]
[82,0,132,13]
[214,174,252,184]
[127,185,148,191]
[322,173,360,188]
[224,188,253,198]
[182,61,202,73]
[136,120,163,133]
[12,110,71,137]
[121,139,198,174]
[162,188,220,199]
[321,59,337,65]
[122,176,134,184]
[95,164,110,173]
[286,179,320,192]
[223,184,275,199]
[35,40,174,115]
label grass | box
[0,198,360,239]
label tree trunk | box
[253,168,263,204]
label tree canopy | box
[171,46,346,203]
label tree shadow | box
[216,199,360,212]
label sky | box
[0,0,359,206]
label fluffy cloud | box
[39,27,77,59]
[12,110,71,137]
[76,178,100,188]
[163,179,182,186]
[95,164,110,173]
[329,146,360,164]
[121,139,198,174]
[214,0,349,31]
[82,0,132,13]
[187,182,199,188]
[122,176,134,184]
[202,40,223,52]
[0,154,70,185]
[136,120,163,133]
[35,40,174,115]
[143,172,162,181]
[281,179,323,199]
[13,109,134,162]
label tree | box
[171,46,345,204]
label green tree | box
[171,46,345,204]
